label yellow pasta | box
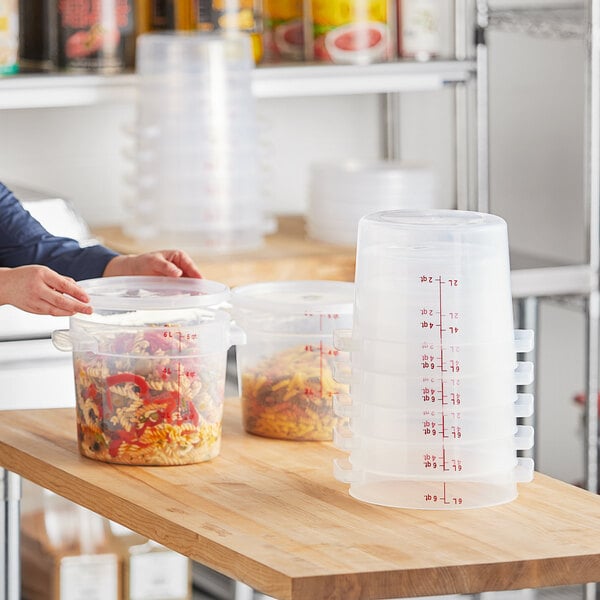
[241,344,347,441]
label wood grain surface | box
[92,216,357,287]
[1,401,600,600]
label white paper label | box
[129,551,189,600]
[60,554,119,600]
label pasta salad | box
[73,326,225,465]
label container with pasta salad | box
[231,281,353,441]
[52,276,245,466]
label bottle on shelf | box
[308,0,391,65]
[18,0,58,72]
[397,0,441,61]
[262,0,305,63]
[194,0,264,64]
[56,0,137,72]
[143,0,195,31]
[0,0,19,74]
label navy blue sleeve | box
[0,182,119,281]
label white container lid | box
[231,280,354,315]
[78,276,230,311]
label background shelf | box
[0,60,476,110]
[488,5,586,39]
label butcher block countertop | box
[1,401,600,600]
[93,215,357,287]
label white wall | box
[0,95,385,225]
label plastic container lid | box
[231,280,354,315]
[311,159,433,181]
[78,276,230,311]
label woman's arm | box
[0,265,92,316]
[0,182,118,280]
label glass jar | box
[194,0,264,64]
[56,0,136,72]
[309,0,391,65]
[0,0,19,74]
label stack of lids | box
[306,160,438,246]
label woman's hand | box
[0,266,92,316]
[103,250,202,279]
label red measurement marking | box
[176,331,183,414]
[423,453,439,469]
[442,482,451,505]
[319,339,324,400]
[450,425,462,439]
[422,420,437,436]
[449,458,463,472]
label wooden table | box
[92,216,357,287]
[1,402,600,600]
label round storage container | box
[52,277,245,466]
[230,280,354,441]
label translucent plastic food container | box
[230,281,354,441]
[52,277,245,466]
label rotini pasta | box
[73,325,225,465]
[241,344,347,441]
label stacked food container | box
[306,160,437,246]
[125,32,268,253]
[332,209,536,509]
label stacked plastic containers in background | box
[306,160,437,246]
[332,209,535,509]
[125,32,268,253]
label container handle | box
[331,359,352,385]
[514,393,534,418]
[332,393,354,418]
[229,323,247,347]
[514,329,535,353]
[514,361,534,386]
[333,329,354,352]
[514,425,534,451]
[51,329,73,352]
[332,424,353,451]
[332,457,358,484]
[514,457,535,483]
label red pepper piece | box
[108,425,149,458]
[105,373,150,411]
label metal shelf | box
[511,263,598,298]
[488,5,586,39]
[0,72,138,110]
[252,60,475,98]
[0,60,476,110]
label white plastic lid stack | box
[306,160,438,246]
[124,32,270,254]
